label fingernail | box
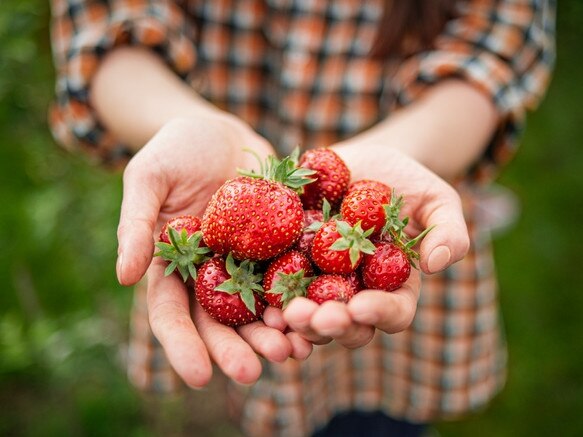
[116,252,124,283]
[428,245,451,273]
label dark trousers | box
[312,410,427,437]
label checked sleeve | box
[389,0,556,182]
[49,0,197,166]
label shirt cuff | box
[51,7,196,166]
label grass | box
[0,0,582,435]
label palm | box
[116,117,310,389]
[122,115,274,237]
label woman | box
[50,0,555,435]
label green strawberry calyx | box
[396,225,436,269]
[380,190,435,268]
[380,191,407,240]
[268,269,314,309]
[214,253,264,315]
[306,198,332,232]
[237,148,316,193]
[330,220,377,267]
[154,227,211,282]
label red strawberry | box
[344,271,365,293]
[202,154,314,261]
[360,242,411,291]
[340,187,391,237]
[311,219,376,274]
[299,148,350,210]
[195,254,266,327]
[263,250,314,308]
[159,215,203,244]
[201,177,303,260]
[155,215,211,282]
[306,274,356,304]
[294,209,325,258]
[348,179,392,198]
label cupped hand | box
[332,145,470,274]
[276,145,470,347]
[281,271,421,348]
[116,115,312,388]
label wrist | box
[333,80,498,181]
[331,144,407,183]
[158,111,274,175]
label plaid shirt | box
[50,0,555,435]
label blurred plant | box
[0,0,126,320]
[0,311,121,379]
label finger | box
[310,301,376,349]
[237,321,293,363]
[283,298,332,345]
[117,157,169,286]
[309,301,352,337]
[347,270,421,334]
[146,260,212,388]
[193,302,263,385]
[286,331,313,360]
[416,188,470,273]
[262,306,288,332]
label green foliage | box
[0,0,154,434]
[437,1,583,435]
[0,1,241,434]
[0,0,581,435]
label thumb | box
[417,193,470,274]
[116,163,168,286]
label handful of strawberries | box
[155,148,432,327]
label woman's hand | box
[278,146,470,348]
[116,115,312,388]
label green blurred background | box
[0,1,581,436]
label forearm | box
[90,46,229,151]
[334,80,498,182]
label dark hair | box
[371,0,461,57]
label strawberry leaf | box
[164,261,178,277]
[322,198,331,222]
[239,289,259,315]
[330,220,377,267]
[269,270,314,308]
[154,229,211,282]
[215,253,264,314]
[330,239,352,251]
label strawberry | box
[155,215,211,282]
[294,197,333,259]
[263,250,314,308]
[344,271,365,293]
[340,187,391,238]
[311,219,376,274]
[347,179,392,198]
[201,154,314,261]
[306,274,356,304]
[159,215,203,244]
[299,148,350,210]
[360,242,411,291]
[195,254,266,327]
[294,209,325,258]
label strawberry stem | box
[237,149,317,192]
